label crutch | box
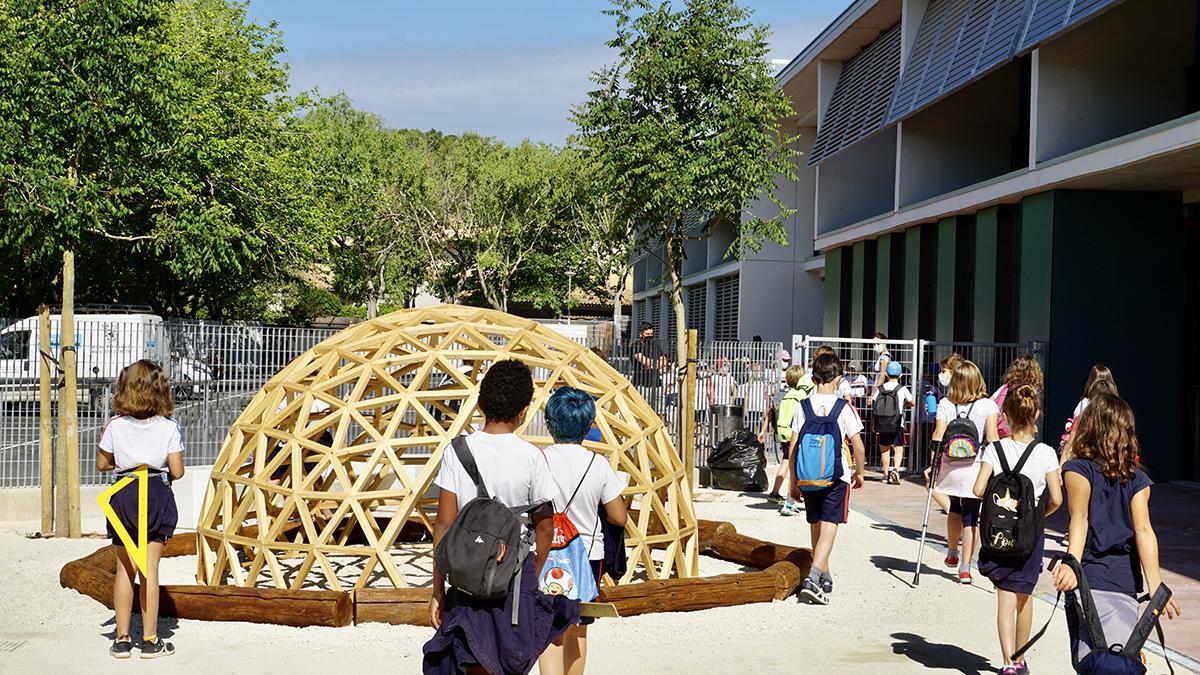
[912,447,944,586]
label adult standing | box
[870,332,892,390]
[631,322,667,412]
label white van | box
[0,313,177,406]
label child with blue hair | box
[538,386,628,675]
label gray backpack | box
[433,436,536,624]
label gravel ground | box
[2,484,1176,674]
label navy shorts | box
[980,533,1045,595]
[949,496,982,527]
[801,482,851,525]
[875,429,906,447]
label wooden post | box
[683,329,698,492]
[38,305,53,535]
[56,250,81,538]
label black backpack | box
[873,387,903,434]
[433,436,536,624]
[979,441,1042,558]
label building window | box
[714,275,739,341]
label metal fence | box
[787,336,1045,475]
[0,314,338,488]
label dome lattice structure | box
[196,305,698,591]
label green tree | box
[289,97,430,318]
[574,0,797,361]
[0,0,324,317]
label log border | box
[59,519,808,628]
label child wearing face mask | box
[924,354,962,516]
[870,332,892,390]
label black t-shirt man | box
[632,326,665,389]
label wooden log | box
[597,563,795,617]
[59,542,352,627]
[355,587,433,626]
[695,518,738,553]
[708,531,812,576]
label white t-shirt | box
[980,439,1059,506]
[542,444,627,560]
[711,373,735,406]
[934,397,1000,498]
[740,378,771,414]
[1073,398,1090,419]
[870,381,913,406]
[789,392,865,485]
[434,431,559,520]
[99,415,184,472]
[836,378,852,399]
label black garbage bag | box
[706,429,768,492]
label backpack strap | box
[564,454,597,510]
[1120,582,1175,672]
[800,397,816,419]
[993,441,1013,476]
[451,435,489,500]
[828,398,848,419]
[1012,441,1037,475]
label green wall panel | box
[935,217,957,341]
[850,241,866,337]
[1019,193,1055,343]
[823,247,843,335]
[903,227,921,338]
[875,234,892,335]
[973,208,999,342]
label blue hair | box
[545,386,596,443]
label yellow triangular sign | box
[97,465,149,576]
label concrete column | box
[903,226,921,339]
[875,234,893,335]
[823,248,843,336]
[973,207,999,342]
[935,217,957,341]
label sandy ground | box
[0,485,1180,674]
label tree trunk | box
[612,285,623,344]
[366,279,379,320]
[665,234,688,378]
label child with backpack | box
[972,384,1063,673]
[1059,364,1119,461]
[537,386,627,675]
[868,361,913,485]
[991,355,1044,439]
[425,360,578,675]
[1052,393,1181,665]
[760,364,808,516]
[931,359,1000,584]
[787,352,867,606]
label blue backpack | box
[794,398,847,492]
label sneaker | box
[820,576,833,595]
[766,492,784,504]
[959,571,973,585]
[779,503,799,517]
[944,555,959,568]
[799,577,829,605]
[1014,661,1030,674]
[109,638,133,660]
[140,638,175,660]
[889,469,901,485]
[1000,667,1021,675]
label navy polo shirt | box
[1063,458,1154,596]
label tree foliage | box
[574,0,798,355]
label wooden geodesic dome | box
[196,305,698,591]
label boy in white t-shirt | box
[788,352,867,606]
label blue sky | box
[245,1,853,144]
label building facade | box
[631,0,1200,480]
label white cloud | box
[285,18,829,144]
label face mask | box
[874,342,884,353]
[938,372,951,387]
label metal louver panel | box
[650,297,663,337]
[714,276,740,342]
[887,0,1028,124]
[807,24,902,165]
[686,286,707,342]
[1017,0,1123,52]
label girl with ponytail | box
[972,384,1063,674]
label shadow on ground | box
[891,631,999,674]
[101,615,178,640]
[871,554,960,587]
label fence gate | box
[791,336,922,472]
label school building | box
[629,0,1200,481]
